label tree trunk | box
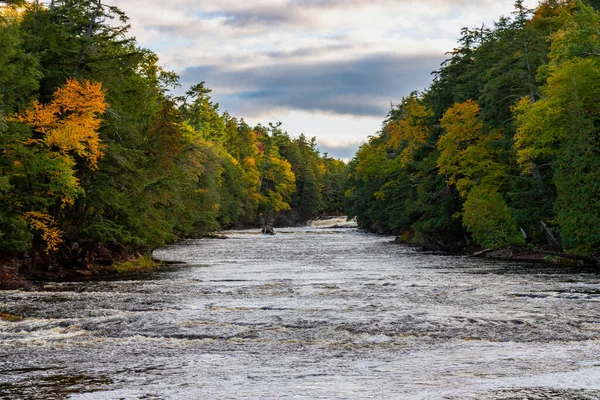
[74,0,102,75]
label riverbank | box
[0,247,161,290]
[0,217,354,290]
[470,247,599,268]
[394,236,599,268]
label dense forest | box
[345,0,600,258]
[0,0,347,280]
[3,0,600,286]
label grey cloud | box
[292,0,497,8]
[201,0,498,30]
[217,9,306,28]
[115,0,507,38]
[317,142,363,160]
[180,53,445,117]
[266,44,353,60]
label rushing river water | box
[1,225,600,399]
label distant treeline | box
[345,0,600,255]
[0,1,347,266]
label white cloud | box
[111,0,541,144]
[244,109,379,159]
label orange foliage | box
[15,79,107,169]
[23,212,63,254]
[531,0,576,22]
[244,156,257,168]
[318,161,327,174]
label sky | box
[111,0,540,160]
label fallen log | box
[470,247,598,267]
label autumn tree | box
[256,123,296,228]
[438,100,523,248]
[385,93,434,166]
[438,100,505,196]
[3,79,106,253]
[15,78,107,170]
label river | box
[1,224,600,399]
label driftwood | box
[471,247,598,267]
[471,248,495,257]
[540,221,561,251]
[535,250,598,267]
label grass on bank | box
[0,312,24,322]
[112,255,162,273]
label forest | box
[2,0,600,287]
[0,0,347,282]
[345,0,600,258]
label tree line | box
[345,0,600,256]
[0,0,347,269]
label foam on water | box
[1,228,600,399]
[307,216,358,228]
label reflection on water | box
[1,227,600,399]
[0,369,112,400]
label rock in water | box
[261,226,275,235]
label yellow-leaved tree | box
[385,94,433,166]
[10,78,107,253]
[438,100,523,249]
[437,100,504,197]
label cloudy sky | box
[112,0,539,159]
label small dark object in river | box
[261,226,275,235]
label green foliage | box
[256,124,297,220]
[277,133,325,221]
[0,1,346,263]
[0,6,40,114]
[321,156,347,215]
[438,100,505,196]
[515,55,600,254]
[113,255,160,273]
[583,0,600,12]
[554,118,600,254]
[463,186,525,249]
[549,1,600,63]
[182,82,226,142]
[345,139,393,233]
[346,96,464,245]
[348,0,600,255]
[0,212,31,253]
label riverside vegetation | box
[0,0,348,286]
[345,0,600,262]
